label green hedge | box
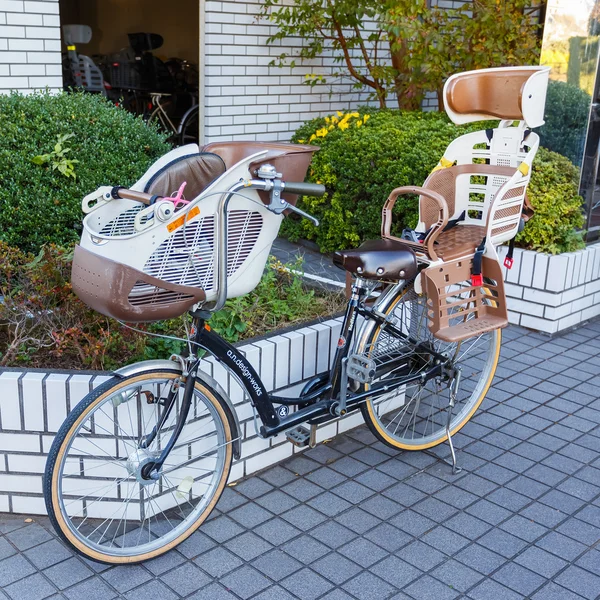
[537,80,591,166]
[286,109,584,254]
[0,91,171,253]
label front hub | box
[126,448,161,485]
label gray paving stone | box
[390,510,436,537]
[201,515,245,543]
[355,468,397,492]
[370,555,421,588]
[514,546,567,578]
[0,515,28,535]
[445,513,492,540]
[254,518,301,546]
[467,578,524,600]
[224,530,273,561]
[342,571,396,600]
[139,549,185,576]
[576,549,600,574]
[303,469,346,492]
[432,559,484,593]
[99,565,152,594]
[310,552,361,585]
[280,504,327,530]
[255,490,299,515]
[43,557,94,591]
[0,554,35,589]
[252,548,302,581]
[161,562,211,596]
[499,515,547,542]
[338,537,388,568]
[229,502,273,528]
[519,501,566,528]
[63,577,117,600]
[5,524,52,552]
[281,567,334,600]
[282,535,330,564]
[536,530,588,561]
[364,522,411,553]
[421,526,470,555]
[383,482,428,507]
[492,562,545,596]
[124,580,178,600]
[308,491,353,517]
[465,499,512,525]
[375,459,418,481]
[251,586,298,600]
[331,480,375,504]
[234,477,274,499]
[358,495,403,520]
[260,466,297,487]
[555,565,600,600]
[404,574,460,600]
[187,583,237,599]
[433,486,478,510]
[220,565,271,600]
[557,516,600,546]
[285,456,320,476]
[194,546,243,578]
[4,572,56,600]
[454,545,505,575]
[531,582,588,600]
[176,531,216,559]
[397,540,446,571]
[311,520,357,548]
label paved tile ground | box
[2,320,600,599]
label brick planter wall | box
[498,244,600,335]
[0,317,380,516]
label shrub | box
[0,245,344,370]
[537,80,591,166]
[515,148,585,254]
[287,109,585,255]
[0,91,171,253]
[286,109,487,253]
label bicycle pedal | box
[286,426,311,448]
[347,354,376,384]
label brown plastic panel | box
[71,245,206,323]
[422,255,508,342]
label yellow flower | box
[328,124,334,131]
[337,111,343,117]
[316,127,329,137]
[298,139,305,144]
[331,116,339,124]
[356,120,363,127]
[325,116,331,124]
[363,114,371,122]
[338,121,349,131]
[350,112,359,118]
[309,134,316,142]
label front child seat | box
[143,152,226,199]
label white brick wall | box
[0,316,377,516]
[497,245,600,335]
[202,0,374,143]
[0,0,61,93]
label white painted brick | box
[522,288,562,307]
[311,323,331,375]
[520,314,559,334]
[11,495,46,515]
[505,248,522,284]
[565,253,577,289]
[0,473,41,493]
[272,335,290,390]
[301,327,318,379]
[26,50,59,63]
[43,38,59,52]
[586,247,597,281]
[0,496,8,512]
[25,25,59,39]
[562,284,586,304]
[7,454,47,474]
[8,37,41,50]
[42,13,58,27]
[545,254,568,292]
[505,298,544,317]
[0,65,8,76]
[518,249,535,287]
[544,302,573,321]
[24,1,59,14]
[337,411,365,434]
[240,434,270,459]
[0,433,39,452]
[532,253,549,290]
[0,372,22,430]
[21,372,45,431]
[315,422,337,444]
[68,374,91,412]
[245,441,292,475]
[7,12,41,25]
[581,303,600,322]
[558,311,582,331]
[0,26,23,39]
[584,278,600,296]
[504,282,523,300]
[253,340,276,391]
[27,76,61,88]
[0,1,24,12]
[45,373,69,433]
[571,295,594,313]
[0,50,26,63]
[282,331,304,385]
[229,460,244,481]
[10,63,45,76]
[507,310,521,325]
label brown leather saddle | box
[333,238,418,281]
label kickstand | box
[444,368,462,475]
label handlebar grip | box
[113,187,156,205]
[283,182,326,197]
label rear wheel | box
[44,369,233,564]
[358,282,500,450]
[179,105,199,146]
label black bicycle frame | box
[142,281,447,479]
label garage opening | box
[58,0,200,145]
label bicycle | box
[44,66,550,564]
[147,92,200,146]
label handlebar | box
[282,182,326,197]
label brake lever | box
[281,201,320,226]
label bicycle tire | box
[357,281,500,450]
[44,368,233,564]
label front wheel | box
[358,282,501,450]
[44,369,233,564]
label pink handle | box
[171,182,190,209]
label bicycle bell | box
[256,164,282,180]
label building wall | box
[0,0,62,94]
[202,0,374,143]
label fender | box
[113,359,242,460]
